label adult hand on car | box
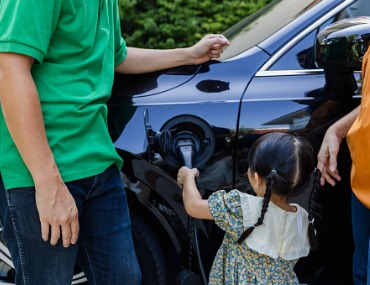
[189,34,230,64]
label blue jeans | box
[352,193,370,285]
[0,165,141,285]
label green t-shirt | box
[0,0,127,189]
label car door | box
[237,2,368,284]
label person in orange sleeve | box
[317,45,370,285]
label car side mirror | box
[315,16,370,70]
[314,16,370,97]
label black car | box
[1,0,370,284]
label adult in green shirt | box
[0,1,230,284]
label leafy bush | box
[118,0,273,49]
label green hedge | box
[118,0,273,49]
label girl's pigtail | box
[237,173,273,244]
[307,168,322,251]
[236,225,255,244]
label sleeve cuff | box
[0,41,45,63]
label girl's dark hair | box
[237,132,321,250]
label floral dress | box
[208,190,310,285]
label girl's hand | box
[177,166,212,220]
[177,166,199,186]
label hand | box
[35,179,79,248]
[177,166,199,186]
[317,127,342,186]
[189,34,230,65]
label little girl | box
[177,132,321,285]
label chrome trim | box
[132,100,242,106]
[259,0,356,71]
[256,69,324,77]
[256,69,362,77]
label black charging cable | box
[177,141,207,285]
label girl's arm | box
[177,166,213,220]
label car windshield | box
[220,0,321,59]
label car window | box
[269,1,370,70]
[269,30,318,70]
[220,0,320,59]
[268,17,334,70]
[345,0,370,17]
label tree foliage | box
[118,0,273,49]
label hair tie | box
[309,218,315,224]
